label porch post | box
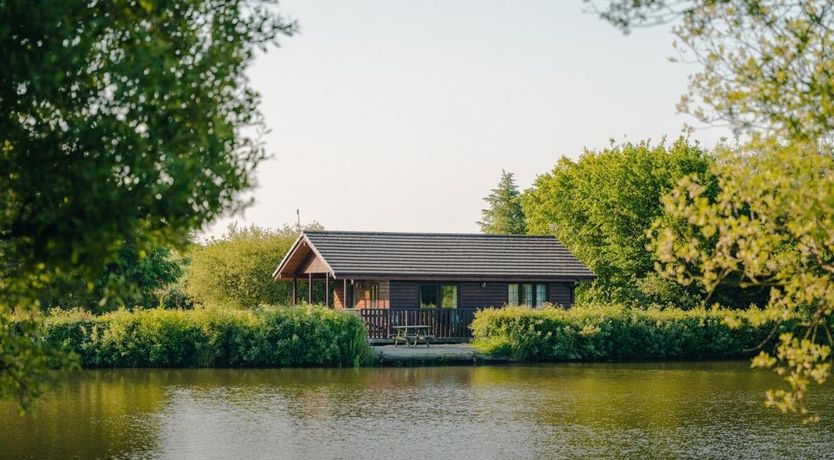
[292,276,297,306]
[308,273,312,304]
[325,275,330,307]
[343,279,348,309]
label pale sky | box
[204,0,730,237]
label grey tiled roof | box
[302,231,595,280]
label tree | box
[522,137,743,306]
[0,0,295,409]
[591,0,834,143]
[478,170,527,234]
[651,140,833,422]
[186,223,323,308]
[590,0,834,419]
[39,244,184,311]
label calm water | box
[1,362,833,459]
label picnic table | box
[392,325,434,347]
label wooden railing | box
[357,308,479,339]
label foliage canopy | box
[0,0,294,409]
[592,0,834,421]
[521,137,736,306]
[40,244,184,311]
[186,224,322,308]
[650,141,834,421]
[593,0,834,143]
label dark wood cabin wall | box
[390,280,508,309]
[365,280,577,308]
[458,282,508,308]
[548,282,574,306]
[389,281,418,308]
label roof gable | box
[272,235,333,279]
[274,231,595,281]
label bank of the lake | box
[2,363,833,459]
[43,304,802,369]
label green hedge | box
[45,306,370,368]
[471,304,800,361]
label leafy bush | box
[185,224,323,308]
[45,306,370,368]
[471,303,801,361]
[520,138,769,308]
[40,244,185,312]
[521,138,715,303]
[158,286,194,310]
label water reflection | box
[1,363,833,459]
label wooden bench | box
[392,325,434,347]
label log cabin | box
[272,231,595,339]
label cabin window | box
[420,285,438,308]
[441,285,458,308]
[508,283,519,306]
[508,283,547,307]
[522,284,534,306]
[354,281,379,308]
[535,284,547,307]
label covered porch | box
[272,235,390,308]
[282,273,389,310]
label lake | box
[1,362,833,459]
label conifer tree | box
[478,170,526,235]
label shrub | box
[471,303,802,361]
[158,286,194,310]
[185,224,323,307]
[40,245,185,312]
[45,306,370,368]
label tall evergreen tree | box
[478,170,526,234]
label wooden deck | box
[356,308,479,340]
